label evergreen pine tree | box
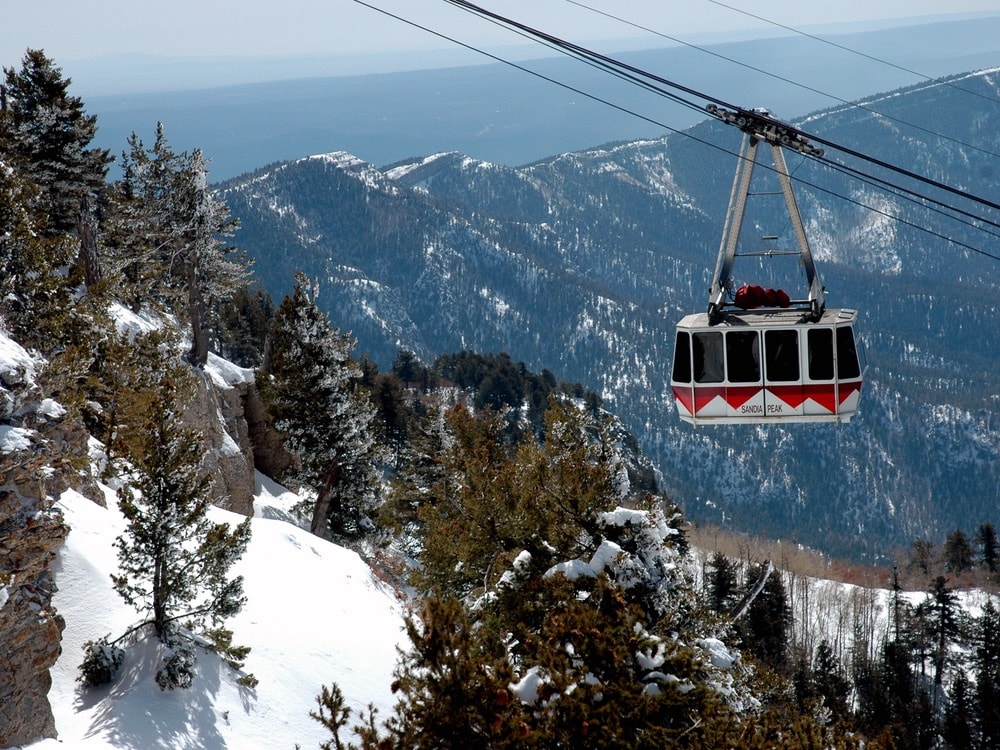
[976,523,998,574]
[380,402,451,558]
[367,372,413,464]
[410,399,629,600]
[317,394,868,749]
[882,641,923,745]
[909,538,936,579]
[391,349,428,388]
[943,530,975,574]
[944,672,974,750]
[105,124,248,366]
[923,576,961,692]
[394,399,746,746]
[0,49,111,237]
[810,640,851,724]
[973,599,1000,747]
[214,284,274,367]
[261,272,383,545]
[0,162,73,344]
[107,368,252,687]
[706,552,740,614]
[737,564,792,675]
[378,595,522,750]
[0,113,100,350]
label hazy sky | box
[3,0,998,93]
[6,0,999,61]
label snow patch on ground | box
[0,329,38,387]
[30,476,405,749]
[205,352,255,388]
[109,302,163,339]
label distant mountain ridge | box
[87,15,1000,181]
[219,69,1000,561]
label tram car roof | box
[676,307,858,330]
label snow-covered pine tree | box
[317,397,868,749]
[261,272,383,545]
[0,162,61,342]
[105,366,252,688]
[0,49,111,238]
[0,112,92,348]
[214,285,274,368]
[105,124,248,366]
[345,399,747,747]
[381,402,451,556]
[181,148,248,366]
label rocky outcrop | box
[0,416,72,747]
[184,358,292,518]
[0,469,67,748]
[0,330,105,747]
[0,342,287,746]
[187,367,257,517]
[243,379,294,482]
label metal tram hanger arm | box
[706,106,826,323]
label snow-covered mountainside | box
[29,477,404,750]
[219,70,1000,562]
[0,327,402,749]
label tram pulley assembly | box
[705,105,826,323]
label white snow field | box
[28,474,405,750]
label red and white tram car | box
[671,107,865,426]
[671,307,863,424]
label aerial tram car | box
[670,107,865,425]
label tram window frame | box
[765,329,800,382]
[807,328,834,380]
[836,326,861,379]
[725,331,761,383]
[693,331,724,383]
[672,332,692,383]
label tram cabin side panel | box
[670,311,862,424]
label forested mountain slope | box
[219,70,1000,561]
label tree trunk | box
[310,468,339,538]
[729,559,774,621]
[185,256,209,368]
[75,197,102,288]
[153,555,168,639]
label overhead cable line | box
[351,0,703,136]
[352,0,1000,261]
[703,0,1000,106]
[820,155,1000,240]
[789,163,1000,261]
[432,0,714,113]
[704,104,1000,254]
[443,0,1000,218]
[562,0,1000,163]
